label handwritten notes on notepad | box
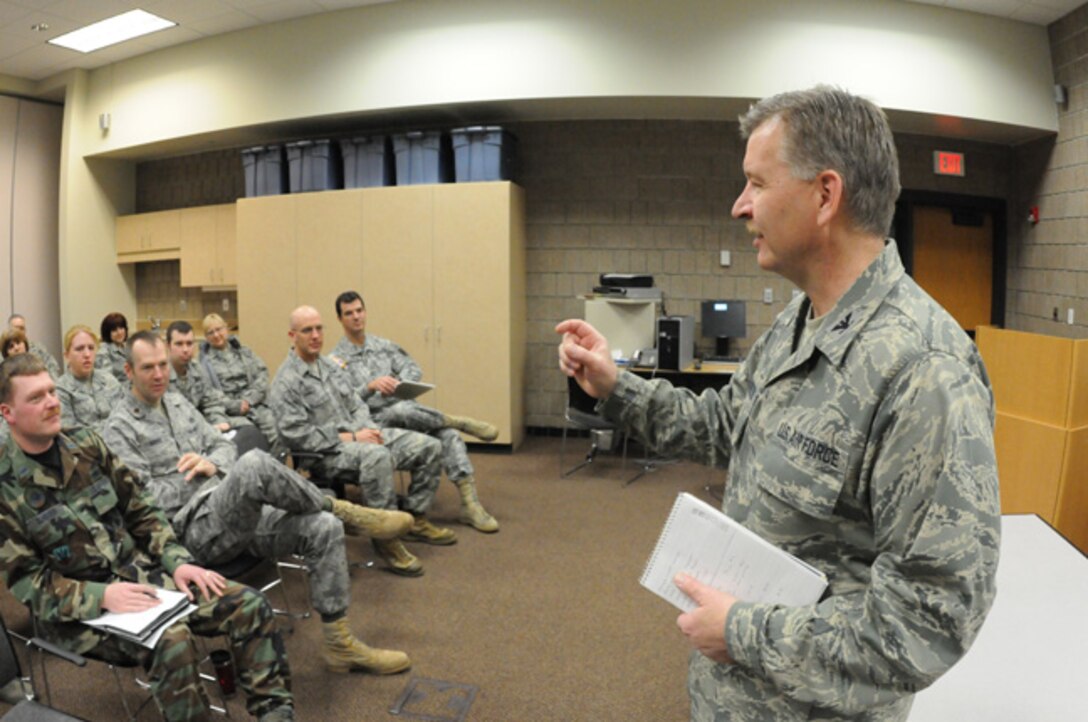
[640,493,828,612]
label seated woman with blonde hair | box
[199,313,279,450]
[56,325,126,433]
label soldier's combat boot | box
[330,499,411,540]
[443,414,499,442]
[371,538,424,576]
[321,618,411,674]
[454,477,499,533]
[405,514,458,545]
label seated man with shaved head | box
[271,306,453,578]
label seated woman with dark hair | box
[56,325,126,433]
[0,329,27,359]
[95,312,129,384]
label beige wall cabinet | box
[238,182,525,447]
[116,209,181,263]
[180,204,237,287]
[977,326,1088,554]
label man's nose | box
[731,189,751,219]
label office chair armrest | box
[26,637,86,668]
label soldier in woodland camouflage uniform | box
[55,325,125,434]
[0,353,295,721]
[166,321,267,455]
[271,305,453,578]
[103,331,416,676]
[558,86,1001,722]
[199,314,280,451]
[331,291,499,533]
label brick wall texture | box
[137,110,1029,429]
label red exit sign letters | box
[933,151,965,177]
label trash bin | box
[391,131,452,185]
[242,145,287,197]
[450,126,516,182]
[341,136,394,188]
[286,139,342,193]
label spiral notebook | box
[640,492,828,612]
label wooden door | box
[295,189,364,324]
[360,186,436,379]
[912,205,992,331]
[432,182,511,431]
[214,204,237,286]
[180,206,216,287]
[236,195,297,375]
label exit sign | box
[934,151,965,177]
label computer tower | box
[656,315,694,370]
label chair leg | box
[561,435,600,478]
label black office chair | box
[0,613,88,721]
[559,376,629,477]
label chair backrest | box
[567,376,600,415]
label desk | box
[907,514,1088,720]
[628,361,738,395]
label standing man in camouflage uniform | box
[331,291,499,533]
[0,353,295,721]
[7,314,60,378]
[271,305,454,578]
[167,321,268,455]
[103,331,416,676]
[558,86,1001,721]
[199,314,280,451]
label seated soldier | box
[198,314,280,451]
[271,305,453,578]
[332,291,499,532]
[7,313,61,378]
[55,324,125,434]
[166,320,269,455]
[95,312,130,385]
[103,331,414,675]
[0,354,295,721]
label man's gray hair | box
[739,85,901,237]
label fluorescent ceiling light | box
[48,9,175,53]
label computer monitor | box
[700,300,746,358]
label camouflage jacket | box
[94,343,129,385]
[28,340,61,379]
[102,391,236,525]
[199,337,271,414]
[0,429,193,654]
[169,363,231,426]
[331,334,421,412]
[56,369,126,434]
[600,242,1001,721]
[270,352,375,453]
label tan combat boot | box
[443,414,499,442]
[405,514,458,545]
[371,538,424,576]
[321,617,411,674]
[455,477,499,533]
[330,499,411,540]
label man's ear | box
[815,169,844,227]
[0,402,12,425]
[124,362,133,381]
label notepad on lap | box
[640,492,828,612]
[393,381,435,400]
[83,588,197,649]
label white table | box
[908,514,1088,720]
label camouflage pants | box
[245,403,280,450]
[375,402,474,481]
[180,450,351,617]
[90,581,292,721]
[313,428,441,514]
